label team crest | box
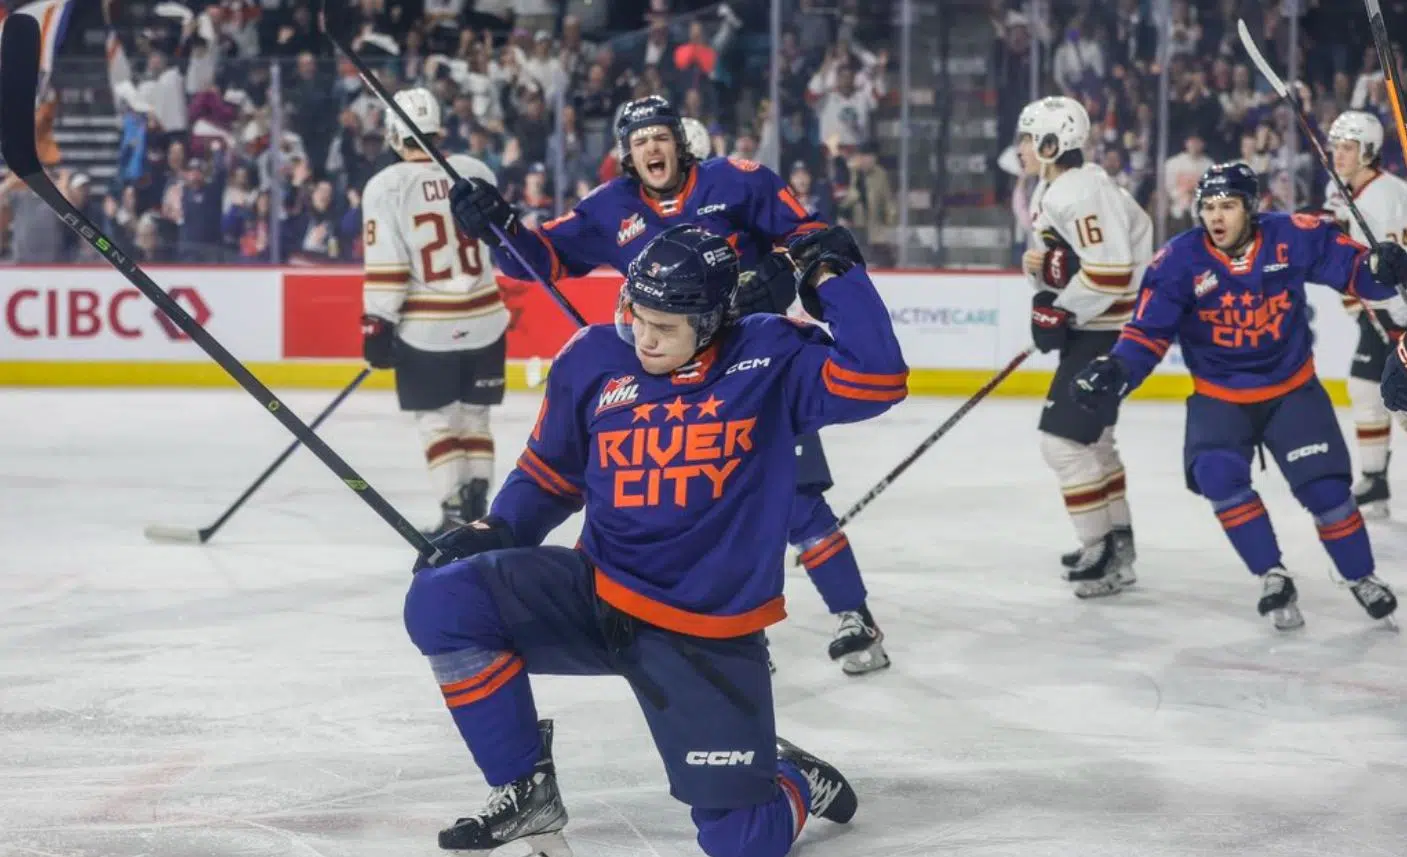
[1194,270,1219,298]
[618,214,647,246]
[597,374,640,414]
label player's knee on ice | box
[404,556,504,655]
[692,805,796,857]
[1190,449,1253,501]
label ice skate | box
[1257,569,1304,630]
[1068,533,1124,599]
[827,605,890,675]
[1349,574,1398,623]
[423,480,491,541]
[438,720,572,855]
[776,737,858,824]
[1352,471,1391,519]
[1062,525,1134,583]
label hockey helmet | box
[1328,110,1385,168]
[617,224,739,352]
[682,116,712,161]
[1017,96,1090,164]
[385,86,443,154]
[614,95,695,177]
[1195,161,1259,217]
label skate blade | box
[1073,577,1125,599]
[521,831,573,857]
[840,643,891,676]
[1270,605,1305,630]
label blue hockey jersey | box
[1112,212,1398,402]
[495,156,825,281]
[487,266,907,638]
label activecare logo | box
[889,306,999,327]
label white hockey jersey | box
[1026,163,1154,331]
[1324,169,1407,315]
[362,154,508,352]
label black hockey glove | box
[1030,291,1071,354]
[1369,242,1407,290]
[1038,229,1080,289]
[789,226,865,321]
[449,177,517,247]
[361,314,397,369]
[1071,354,1129,421]
[732,252,799,317]
[1382,340,1407,412]
[413,515,516,572]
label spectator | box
[1051,17,1106,97]
[788,161,834,222]
[673,20,717,87]
[838,144,897,266]
[518,164,554,228]
[1164,133,1214,231]
[523,31,568,103]
[511,86,553,165]
[808,54,885,153]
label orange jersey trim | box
[820,360,908,402]
[640,167,699,218]
[594,568,787,638]
[1117,328,1170,357]
[1193,358,1314,404]
[517,448,581,500]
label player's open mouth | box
[645,159,668,181]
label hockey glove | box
[361,314,397,369]
[1369,242,1407,291]
[413,515,516,572]
[1071,354,1129,421]
[732,252,799,317]
[790,226,865,321]
[1383,340,1407,413]
[1030,291,1072,353]
[449,177,517,247]
[1038,229,1080,289]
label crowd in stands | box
[993,0,1407,246]
[0,0,900,266]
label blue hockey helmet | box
[1195,162,1260,214]
[614,95,695,178]
[617,225,740,351]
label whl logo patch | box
[1194,270,1219,298]
[618,214,646,246]
[596,375,639,414]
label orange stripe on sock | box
[439,652,515,695]
[1318,513,1365,541]
[799,532,849,569]
[1216,500,1263,523]
[444,658,524,709]
[778,775,807,840]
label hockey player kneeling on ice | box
[1073,163,1403,629]
[1016,96,1151,598]
[360,86,509,538]
[449,94,890,676]
[1322,110,1407,517]
[401,224,904,855]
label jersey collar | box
[1202,229,1262,276]
[640,165,698,218]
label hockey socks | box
[1210,489,1283,575]
[790,493,867,614]
[1349,376,1391,474]
[691,764,811,857]
[1295,476,1374,582]
[404,564,543,786]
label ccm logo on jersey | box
[618,214,647,246]
[696,203,727,215]
[596,375,640,414]
[726,357,771,375]
[685,750,755,766]
[1287,442,1330,462]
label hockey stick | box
[794,347,1035,565]
[144,368,371,544]
[1363,0,1407,186]
[1238,18,1397,345]
[318,1,587,329]
[0,16,440,564]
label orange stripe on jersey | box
[1117,328,1169,357]
[1193,359,1314,404]
[529,228,565,282]
[821,361,908,402]
[444,658,524,708]
[777,188,810,220]
[518,449,580,499]
[594,568,787,638]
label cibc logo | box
[4,283,210,341]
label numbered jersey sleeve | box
[361,167,413,322]
[1038,165,1153,331]
[780,267,909,433]
[495,190,615,282]
[723,157,828,245]
[1287,212,1401,306]
[1110,252,1191,391]
[489,331,592,545]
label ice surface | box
[3,388,1407,857]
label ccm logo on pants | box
[1286,442,1330,462]
[685,750,756,766]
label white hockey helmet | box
[682,116,711,161]
[1017,96,1090,164]
[1328,110,1385,167]
[385,86,444,154]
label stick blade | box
[143,524,208,544]
[0,13,43,179]
[1237,18,1290,99]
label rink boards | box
[0,265,1365,402]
